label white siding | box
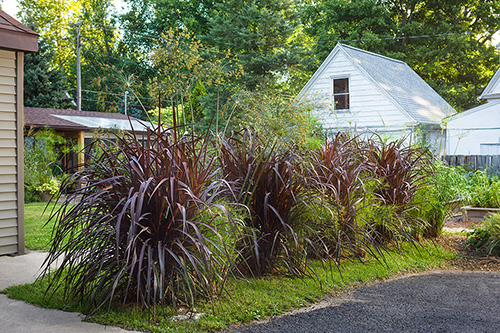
[446,102,500,155]
[0,50,19,255]
[301,50,413,133]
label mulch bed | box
[436,233,500,272]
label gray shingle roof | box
[339,43,456,124]
[25,107,151,133]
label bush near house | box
[467,212,500,255]
[24,129,68,203]
[36,125,460,321]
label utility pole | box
[72,22,82,111]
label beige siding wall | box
[0,50,21,255]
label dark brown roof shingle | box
[0,10,38,53]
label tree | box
[148,29,240,130]
[120,0,217,53]
[203,0,301,92]
[19,0,148,113]
[24,38,72,109]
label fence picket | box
[444,155,500,174]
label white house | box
[446,68,500,155]
[297,43,456,151]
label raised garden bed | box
[461,206,500,223]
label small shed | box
[297,43,456,152]
[0,10,38,255]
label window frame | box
[331,75,351,112]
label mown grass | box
[24,202,62,251]
[2,241,454,332]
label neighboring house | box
[297,43,456,152]
[24,107,151,171]
[0,10,38,255]
[446,68,500,155]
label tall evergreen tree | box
[203,0,300,92]
[24,38,72,109]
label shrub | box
[417,162,472,238]
[24,128,68,202]
[471,171,500,208]
[467,212,500,255]
[41,127,232,313]
[34,178,60,196]
[218,129,314,277]
[365,135,431,210]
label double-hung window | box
[333,77,350,111]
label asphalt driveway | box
[230,271,500,332]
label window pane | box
[334,94,349,110]
[334,78,349,94]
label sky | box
[1,0,127,19]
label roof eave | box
[0,10,39,53]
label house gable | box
[298,44,456,134]
[479,67,500,100]
[297,44,413,132]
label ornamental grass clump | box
[218,129,314,277]
[306,133,370,259]
[364,135,432,242]
[41,126,232,314]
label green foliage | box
[467,212,500,255]
[24,129,67,203]
[223,91,322,148]
[34,178,60,196]
[471,171,500,208]
[415,162,471,237]
[149,28,241,130]
[24,37,72,109]
[202,0,301,92]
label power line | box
[86,17,500,46]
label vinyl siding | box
[0,50,20,255]
[301,51,413,132]
[446,102,500,155]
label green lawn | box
[3,241,454,332]
[24,202,62,251]
[19,203,456,332]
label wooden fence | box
[444,155,500,174]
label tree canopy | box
[17,0,500,123]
